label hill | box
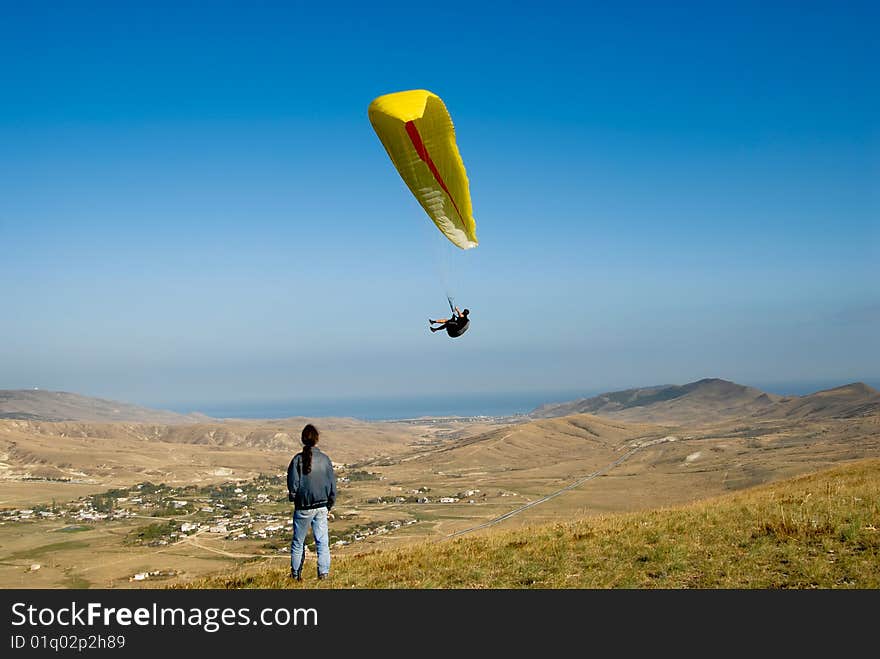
[180,458,880,588]
[530,378,879,424]
[0,390,207,424]
[530,378,780,423]
[757,383,880,420]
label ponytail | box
[300,423,319,474]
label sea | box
[164,389,594,422]
[159,378,879,422]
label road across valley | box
[443,435,679,540]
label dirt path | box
[443,435,679,539]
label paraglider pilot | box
[430,307,470,338]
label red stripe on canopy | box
[404,120,465,226]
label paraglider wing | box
[368,89,478,250]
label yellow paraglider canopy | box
[368,90,478,250]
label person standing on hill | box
[287,423,337,581]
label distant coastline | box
[161,390,592,421]
[157,379,880,422]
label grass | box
[176,459,880,589]
[62,572,92,589]
[4,540,91,562]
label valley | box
[1,380,878,588]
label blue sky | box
[1,1,877,411]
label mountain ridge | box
[530,378,880,423]
[0,390,209,424]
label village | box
[0,464,488,577]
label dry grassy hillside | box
[348,411,880,537]
[410,414,657,474]
[183,458,880,589]
[756,383,880,420]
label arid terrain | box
[188,458,880,589]
[0,380,877,588]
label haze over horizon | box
[4,377,879,422]
[2,2,877,408]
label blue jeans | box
[290,506,330,577]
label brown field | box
[0,416,500,505]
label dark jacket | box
[446,316,469,337]
[287,447,337,511]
